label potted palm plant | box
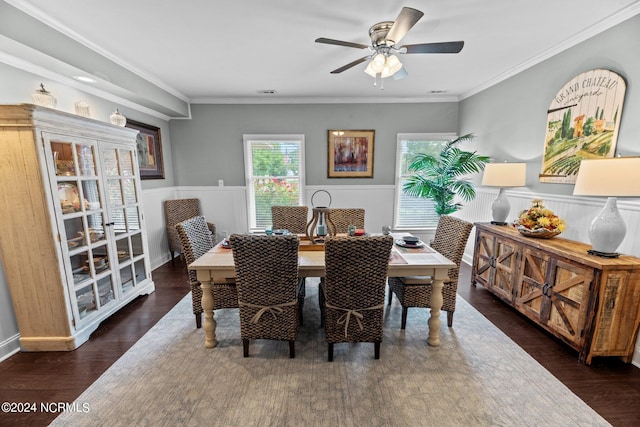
[403,133,490,215]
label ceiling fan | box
[315,7,463,83]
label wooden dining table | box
[188,233,455,349]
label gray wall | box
[459,14,640,193]
[169,103,458,186]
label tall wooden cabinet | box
[0,104,155,351]
[471,222,640,364]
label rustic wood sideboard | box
[471,222,640,364]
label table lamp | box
[481,162,527,225]
[572,157,640,257]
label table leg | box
[427,277,445,347]
[200,279,217,348]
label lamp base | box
[490,188,511,224]
[490,221,508,226]
[587,249,620,258]
[588,197,626,254]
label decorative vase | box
[32,83,57,108]
[74,101,91,118]
[109,108,127,126]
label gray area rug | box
[50,278,609,426]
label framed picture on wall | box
[327,129,375,178]
[126,119,165,179]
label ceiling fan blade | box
[315,37,369,49]
[330,56,370,74]
[385,7,424,45]
[402,41,464,54]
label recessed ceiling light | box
[257,90,277,94]
[72,75,97,84]
[427,90,447,94]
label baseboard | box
[150,253,172,271]
[0,333,20,362]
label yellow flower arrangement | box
[513,199,565,237]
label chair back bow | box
[239,300,297,324]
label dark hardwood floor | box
[1,260,639,426]
[457,263,640,427]
[0,260,189,427]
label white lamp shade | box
[482,163,527,187]
[573,158,640,196]
[381,55,402,78]
[364,61,377,77]
[364,53,386,77]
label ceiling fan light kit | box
[364,53,403,78]
[315,7,464,89]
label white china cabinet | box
[0,104,155,351]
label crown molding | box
[189,95,460,105]
[460,2,640,100]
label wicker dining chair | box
[176,216,237,329]
[230,234,300,358]
[165,198,215,263]
[327,208,365,234]
[271,205,309,234]
[321,235,393,361]
[388,215,473,328]
[271,205,310,325]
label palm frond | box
[403,132,489,215]
[408,153,438,172]
[450,180,477,201]
[442,133,476,151]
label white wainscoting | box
[172,184,401,239]
[456,188,640,263]
[305,185,397,233]
[176,186,249,243]
[141,187,178,269]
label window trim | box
[393,132,457,231]
[243,134,305,233]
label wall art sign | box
[539,69,626,184]
[328,129,375,178]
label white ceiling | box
[8,0,640,104]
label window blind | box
[393,133,457,229]
[243,135,305,232]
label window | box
[393,133,457,230]
[243,134,305,232]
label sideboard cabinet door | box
[515,247,593,349]
[472,227,518,302]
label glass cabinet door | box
[45,134,116,323]
[101,144,149,296]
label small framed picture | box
[126,120,165,179]
[328,129,375,178]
